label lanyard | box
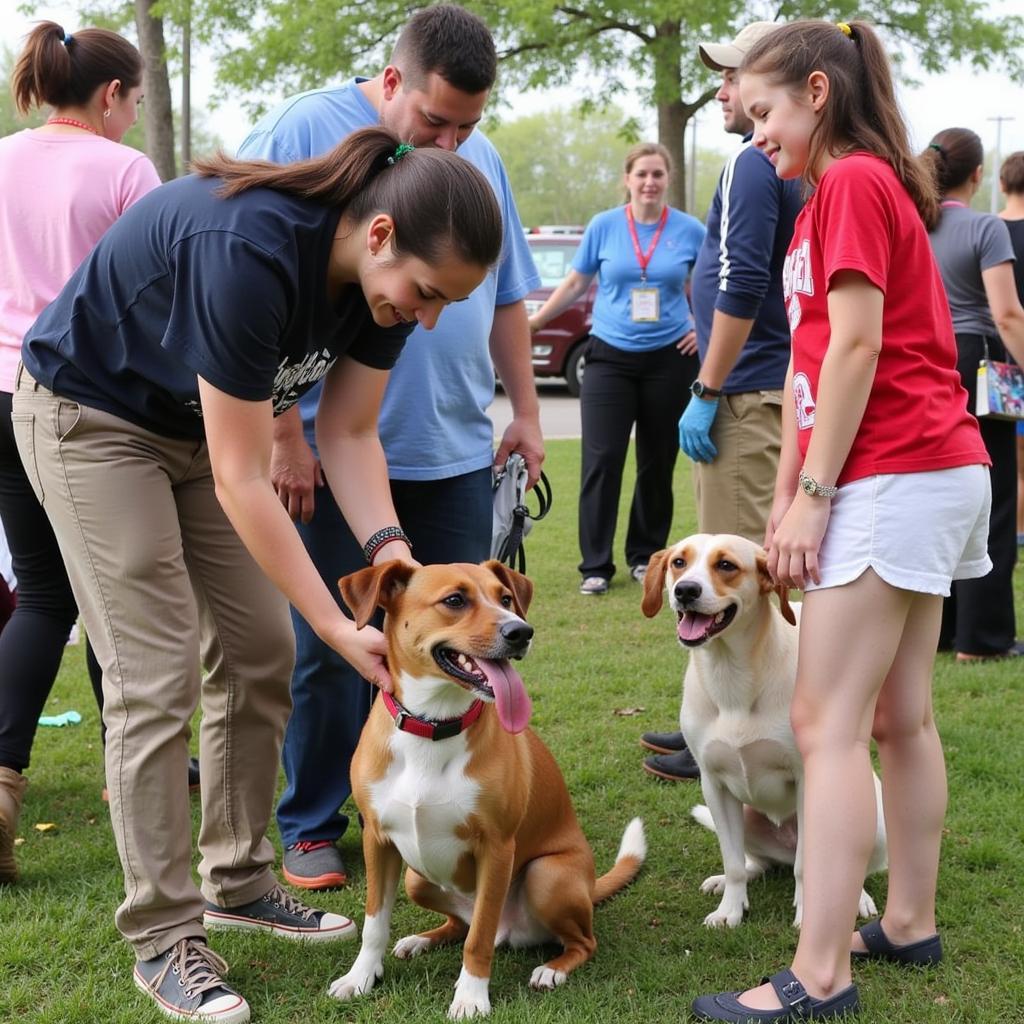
[625,204,668,283]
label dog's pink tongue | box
[477,658,532,733]
[678,611,715,642]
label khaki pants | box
[692,390,782,544]
[13,366,295,959]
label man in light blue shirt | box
[237,4,543,891]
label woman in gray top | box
[924,127,1024,659]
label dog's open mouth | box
[432,646,532,733]
[676,604,738,647]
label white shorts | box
[805,464,992,595]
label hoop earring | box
[103,109,111,119]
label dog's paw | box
[393,934,433,959]
[529,965,568,991]
[857,888,878,919]
[703,897,747,928]
[700,873,726,895]
[448,968,491,1019]
[327,961,382,1000]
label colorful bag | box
[976,356,1024,421]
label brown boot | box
[0,766,28,883]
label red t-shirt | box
[783,152,988,485]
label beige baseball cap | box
[698,21,780,71]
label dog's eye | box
[672,557,686,568]
[442,593,466,609]
[717,560,737,572]
[500,594,513,608]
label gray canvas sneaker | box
[203,883,357,942]
[133,938,249,1023]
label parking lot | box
[490,381,581,440]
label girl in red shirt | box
[692,20,990,1024]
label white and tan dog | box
[641,534,886,928]
[330,560,645,1019]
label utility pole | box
[182,0,191,169]
[688,115,697,214]
[988,115,1014,213]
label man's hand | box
[271,428,323,523]
[493,416,545,490]
[678,394,719,463]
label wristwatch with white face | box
[798,468,838,499]
[690,379,722,399]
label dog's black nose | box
[674,580,702,605]
[500,620,534,647]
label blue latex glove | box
[678,394,719,463]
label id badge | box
[631,287,660,323]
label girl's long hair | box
[193,127,502,269]
[12,21,143,116]
[741,19,939,228]
[920,127,983,195]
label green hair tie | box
[387,143,415,165]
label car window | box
[528,242,580,288]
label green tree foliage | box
[489,103,733,226]
[187,0,1024,211]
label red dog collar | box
[382,691,484,741]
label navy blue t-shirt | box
[22,173,411,439]
[691,139,802,393]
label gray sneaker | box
[203,883,356,943]
[282,840,348,890]
[579,576,609,595]
[133,938,250,1023]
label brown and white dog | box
[641,534,886,928]
[329,560,645,1019]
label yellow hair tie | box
[836,21,852,37]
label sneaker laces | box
[151,939,231,1001]
[264,883,318,921]
[290,840,334,854]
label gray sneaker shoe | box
[579,576,609,595]
[282,840,347,890]
[203,883,356,943]
[133,938,250,1023]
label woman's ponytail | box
[11,21,143,116]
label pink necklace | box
[46,117,101,136]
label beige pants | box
[692,390,783,544]
[13,366,295,959]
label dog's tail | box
[593,817,646,904]
[691,804,716,833]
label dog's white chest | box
[368,733,480,891]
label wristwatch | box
[690,379,722,399]
[798,468,838,499]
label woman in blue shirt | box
[529,143,706,593]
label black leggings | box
[0,391,104,771]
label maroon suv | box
[524,233,596,397]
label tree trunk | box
[657,98,688,210]
[135,0,176,180]
[653,20,687,210]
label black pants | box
[578,337,697,579]
[0,391,103,771]
[940,333,1018,654]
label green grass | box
[2,438,1023,1023]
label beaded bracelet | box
[363,525,412,564]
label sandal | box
[692,968,860,1022]
[851,918,942,966]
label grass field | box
[2,438,1023,1023]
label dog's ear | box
[756,551,797,626]
[640,548,669,618]
[483,559,534,617]
[338,560,415,628]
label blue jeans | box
[276,467,493,847]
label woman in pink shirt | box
[0,21,160,884]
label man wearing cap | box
[642,21,803,782]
